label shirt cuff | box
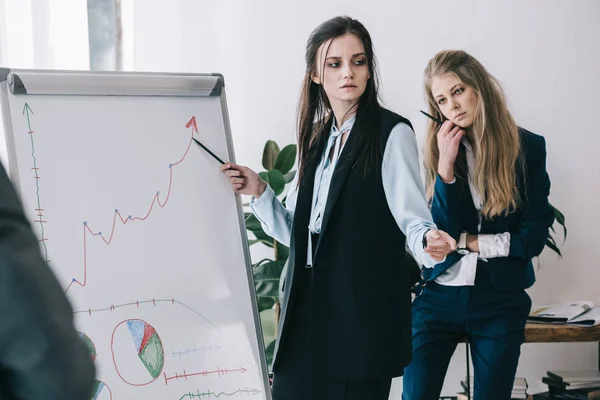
[478,233,511,258]
[250,185,275,222]
[433,173,461,201]
[423,254,447,268]
[250,185,275,211]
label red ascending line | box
[65,117,200,293]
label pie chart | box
[111,319,165,386]
[92,380,112,399]
[78,332,97,362]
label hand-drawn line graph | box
[92,380,113,400]
[164,366,248,386]
[173,345,222,358]
[22,103,50,263]
[179,387,261,399]
[73,298,259,373]
[78,332,98,362]
[65,116,202,293]
[111,319,165,386]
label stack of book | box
[456,376,528,399]
[528,301,600,327]
[542,370,600,399]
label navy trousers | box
[402,263,532,400]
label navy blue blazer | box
[422,128,555,291]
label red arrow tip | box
[186,116,199,133]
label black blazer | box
[422,128,555,291]
[273,107,415,380]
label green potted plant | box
[244,140,296,367]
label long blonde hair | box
[423,50,523,218]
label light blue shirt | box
[308,115,355,234]
[250,118,439,269]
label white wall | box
[123,1,600,396]
[0,0,90,168]
[1,0,599,396]
[0,0,89,69]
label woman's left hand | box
[437,120,465,183]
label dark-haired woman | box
[222,16,456,400]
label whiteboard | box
[0,69,271,400]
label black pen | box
[192,137,225,165]
[419,110,443,126]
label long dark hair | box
[296,16,382,184]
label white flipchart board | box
[0,69,272,400]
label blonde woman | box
[402,50,555,400]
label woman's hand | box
[437,120,465,183]
[220,162,267,198]
[424,229,457,261]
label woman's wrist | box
[467,234,480,252]
[437,164,455,183]
[255,180,268,199]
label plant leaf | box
[551,204,567,239]
[265,339,276,369]
[257,296,276,312]
[547,234,557,249]
[275,240,290,262]
[267,169,286,196]
[260,308,278,340]
[259,171,269,184]
[259,240,275,248]
[554,205,565,224]
[274,144,297,175]
[253,260,285,297]
[545,238,562,258]
[251,229,274,248]
[262,140,280,170]
[245,213,262,231]
[252,258,273,268]
[284,170,296,183]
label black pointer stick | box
[192,137,225,165]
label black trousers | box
[271,234,392,400]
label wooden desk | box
[521,323,600,343]
[459,323,600,343]
[459,324,600,400]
